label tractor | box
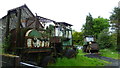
[82,35,99,53]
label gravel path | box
[84,54,120,68]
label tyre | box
[65,49,76,58]
[40,56,56,67]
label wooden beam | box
[16,8,21,47]
[5,11,10,39]
[35,14,39,30]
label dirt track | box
[84,54,120,68]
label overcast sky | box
[0,0,119,32]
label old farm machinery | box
[2,5,77,66]
[82,35,99,53]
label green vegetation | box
[72,31,83,45]
[100,49,119,59]
[97,29,117,49]
[73,11,118,50]
[49,50,110,66]
[0,43,3,54]
[110,7,120,51]
[3,34,11,53]
[0,49,2,54]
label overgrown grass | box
[49,50,110,66]
[100,49,119,59]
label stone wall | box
[0,54,20,68]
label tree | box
[110,7,120,51]
[93,17,110,38]
[72,31,83,45]
[82,13,94,35]
[82,13,109,38]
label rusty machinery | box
[3,5,77,66]
[82,35,99,53]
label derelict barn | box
[0,4,55,42]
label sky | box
[0,0,119,32]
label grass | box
[49,50,110,66]
[100,49,119,59]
